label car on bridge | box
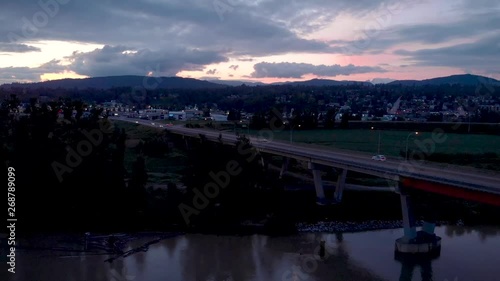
[371,155,386,161]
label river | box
[3,225,500,281]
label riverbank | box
[5,226,500,281]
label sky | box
[0,0,499,85]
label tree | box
[340,112,350,129]
[128,155,148,210]
[227,109,241,121]
[324,108,336,129]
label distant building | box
[168,111,185,120]
[211,113,228,121]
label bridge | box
[114,117,500,255]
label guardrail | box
[163,124,500,195]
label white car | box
[371,155,386,161]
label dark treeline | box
[2,94,499,234]
[1,83,499,120]
[0,95,293,233]
[173,134,296,234]
[1,96,134,232]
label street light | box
[405,131,419,160]
[290,124,301,143]
[371,127,381,154]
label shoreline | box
[7,218,477,241]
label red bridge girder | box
[401,177,500,207]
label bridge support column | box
[421,205,436,236]
[279,157,289,179]
[334,169,347,202]
[308,162,327,205]
[399,193,417,242]
[395,185,441,258]
[422,221,436,235]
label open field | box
[113,119,500,170]
[250,129,500,157]
[116,118,500,157]
[113,120,189,185]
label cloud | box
[65,45,228,77]
[1,0,414,59]
[229,65,239,70]
[0,59,65,84]
[0,0,357,57]
[250,62,387,78]
[394,34,500,74]
[199,76,220,81]
[0,43,40,53]
[371,78,395,84]
[206,68,217,75]
[329,8,500,55]
[0,45,229,84]
[1,0,498,82]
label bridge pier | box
[399,193,417,242]
[279,157,289,179]
[395,185,441,257]
[334,169,347,202]
[308,162,328,205]
[422,221,436,235]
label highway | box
[112,117,500,197]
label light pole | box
[290,124,301,143]
[405,131,419,160]
[468,112,471,133]
[371,127,381,154]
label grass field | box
[112,119,500,170]
[248,129,500,157]
[113,120,189,185]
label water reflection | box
[179,235,259,280]
[272,232,386,281]
[395,254,438,281]
[5,226,500,281]
[445,225,500,242]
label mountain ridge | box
[1,74,498,90]
[387,74,500,86]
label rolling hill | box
[0,76,226,90]
[1,74,498,90]
[388,74,500,86]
